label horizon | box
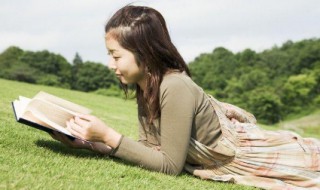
[1,37,318,65]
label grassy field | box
[0,78,256,190]
[276,111,320,138]
[1,78,319,190]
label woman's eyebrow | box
[108,49,119,53]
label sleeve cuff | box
[109,135,124,156]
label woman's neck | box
[137,77,147,91]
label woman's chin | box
[119,78,129,84]
[118,76,137,85]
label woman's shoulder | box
[160,72,201,93]
[162,72,193,86]
[159,71,207,109]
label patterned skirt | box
[185,96,320,190]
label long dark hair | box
[105,5,190,124]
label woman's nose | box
[108,58,117,71]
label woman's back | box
[159,72,222,148]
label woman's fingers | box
[74,116,90,128]
[67,114,114,143]
[51,131,73,145]
[231,118,240,124]
[67,120,86,139]
[51,130,89,149]
[49,132,58,141]
[75,113,94,121]
[51,131,64,141]
[226,108,246,123]
[225,109,234,118]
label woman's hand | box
[67,114,122,149]
[50,131,91,149]
[49,131,113,155]
[222,102,257,124]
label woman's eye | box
[113,57,120,61]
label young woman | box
[51,5,320,190]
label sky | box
[1,0,320,65]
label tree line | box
[0,38,319,124]
[0,47,120,95]
[189,38,320,124]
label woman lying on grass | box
[50,5,320,190]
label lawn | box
[1,78,300,190]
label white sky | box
[1,0,319,65]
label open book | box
[12,91,92,138]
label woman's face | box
[105,33,145,86]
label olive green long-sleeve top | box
[113,72,222,175]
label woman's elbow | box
[161,164,184,176]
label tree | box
[73,52,83,66]
[73,61,118,92]
[71,52,84,89]
[0,46,24,79]
[191,47,238,93]
[247,87,283,124]
[281,74,317,113]
[188,38,320,122]
[189,53,211,86]
[18,50,71,87]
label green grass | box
[0,78,256,190]
[255,108,320,139]
[275,110,320,138]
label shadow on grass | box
[35,140,201,180]
[34,139,135,166]
[35,139,102,158]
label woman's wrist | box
[90,142,113,155]
[103,128,122,149]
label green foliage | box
[310,61,320,96]
[36,74,61,87]
[6,62,38,83]
[247,87,283,124]
[73,61,118,92]
[72,52,83,65]
[314,95,320,105]
[190,47,239,99]
[0,46,119,95]
[71,52,83,88]
[190,38,320,123]
[281,74,316,113]
[93,85,123,98]
[0,46,24,69]
[19,50,69,75]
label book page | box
[34,91,91,114]
[12,97,56,131]
[25,99,75,136]
[23,111,56,130]
[13,96,31,119]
